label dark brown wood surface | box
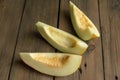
[0,0,25,80]
[99,0,120,80]
[0,0,119,80]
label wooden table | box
[0,0,120,80]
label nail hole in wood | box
[79,68,82,74]
[84,63,87,68]
[115,75,118,80]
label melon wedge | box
[35,21,88,55]
[70,1,100,40]
[19,53,82,76]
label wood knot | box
[110,0,120,12]
[88,44,95,52]
[115,75,118,80]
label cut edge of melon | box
[35,21,88,55]
[70,1,100,40]
[19,53,82,76]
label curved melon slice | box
[19,53,82,76]
[36,21,88,55]
[70,1,100,40]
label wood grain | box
[9,0,59,80]
[55,0,80,80]
[0,0,25,80]
[99,0,120,80]
[0,0,120,80]
[55,0,104,80]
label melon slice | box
[19,53,82,76]
[36,21,88,55]
[70,1,100,40]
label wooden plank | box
[99,0,120,80]
[9,0,59,80]
[55,0,104,80]
[55,0,80,79]
[0,0,25,80]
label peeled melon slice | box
[36,21,88,55]
[70,1,100,40]
[19,53,82,76]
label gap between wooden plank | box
[55,0,104,80]
[8,0,59,80]
[55,0,61,53]
[98,0,120,80]
[8,0,27,79]
[0,0,25,80]
[57,0,61,29]
[97,0,105,80]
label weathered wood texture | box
[55,0,104,80]
[9,0,59,80]
[99,0,120,80]
[0,0,120,80]
[0,0,25,80]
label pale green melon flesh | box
[19,53,82,76]
[70,1,100,40]
[36,21,88,55]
